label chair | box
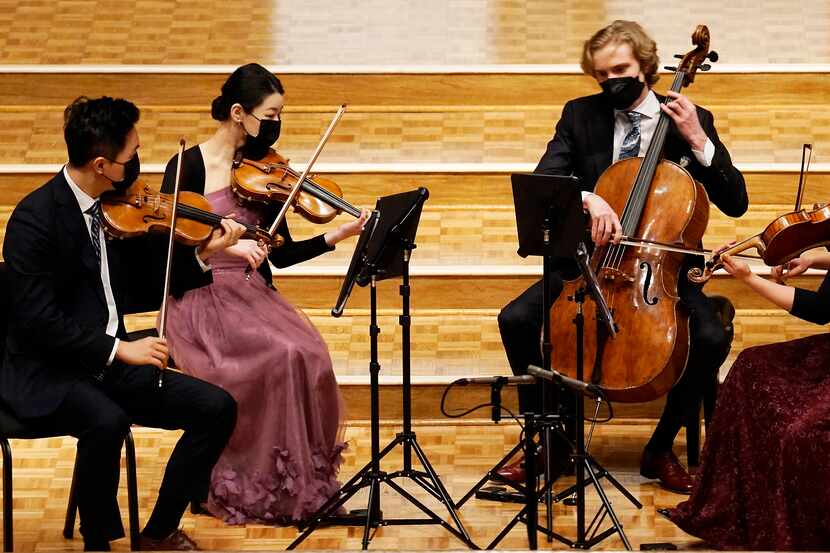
[0,262,139,551]
[684,294,736,467]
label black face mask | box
[106,153,141,192]
[241,115,281,161]
[600,76,645,110]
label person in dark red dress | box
[666,250,830,549]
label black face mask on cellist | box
[600,76,646,110]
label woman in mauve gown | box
[161,63,369,525]
[666,248,830,549]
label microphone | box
[456,374,537,386]
[526,365,604,398]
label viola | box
[232,148,362,224]
[689,144,819,283]
[99,181,283,248]
[549,25,719,403]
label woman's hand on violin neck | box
[226,239,269,270]
[197,218,247,262]
[720,253,753,281]
[660,91,708,152]
[116,336,169,369]
[325,208,372,246]
[584,194,622,247]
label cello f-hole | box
[640,261,659,305]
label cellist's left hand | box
[325,208,372,246]
[660,91,708,152]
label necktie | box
[87,200,102,266]
[619,111,642,160]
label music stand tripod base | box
[289,189,475,551]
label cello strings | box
[607,71,684,274]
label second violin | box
[100,181,283,248]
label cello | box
[549,26,719,403]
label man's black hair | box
[63,96,140,167]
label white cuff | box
[692,138,715,167]
[107,338,120,366]
[195,249,211,272]
[581,191,595,202]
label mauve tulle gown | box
[164,187,346,525]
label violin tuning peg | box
[674,54,684,59]
[708,50,719,62]
[699,63,712,71]
[664,66,678,72]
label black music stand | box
[289,188,475,550]
[484,174,639,550]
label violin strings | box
[139,195,261,234]
[277,165,360,216]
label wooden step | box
[1,168,829,207]
[0,71,827,108]
[0,105,828,165]
[121,306,824,421]
[3,202,828,276]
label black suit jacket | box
[535,92,748,289]
[536,92,748,217]
[1,171,210,418]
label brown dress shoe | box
[640,449,694,494]
[493,446,570,484]
[138,529,200,551]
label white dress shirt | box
[583,90,715,201]
[64,166,120,365]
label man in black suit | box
[1,96,246,550]
[498,21,748,493]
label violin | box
[99,181,283,248]
[689,144,820,283]
[231,148,362,224]
[549,25,719,403]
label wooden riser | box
[124,307,823,382]
[1,105,828,165]
[1,170,828,207]
[3,202,829,276]
[0,72,827,108]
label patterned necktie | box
[618,111,642,160]
[87,200,102,266]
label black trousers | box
[27,363,237,544]
[498,270,730,453]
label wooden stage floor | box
[5,420,708,551]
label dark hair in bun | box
[211,63,285,121]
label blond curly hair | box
[580,20,660,86]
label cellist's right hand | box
[584,193,622,246]
[771,256,812,284]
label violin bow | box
[157,138,186,388]
[794,143,813,212]
[267,104,347,238]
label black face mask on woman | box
[600,76,645,110]
[106,153,141,192]
[241,114,281,161]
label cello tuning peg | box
[708,51,719,62]
[699,64,712,71]
[664,66,678,72]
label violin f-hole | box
[639,261,659,305]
